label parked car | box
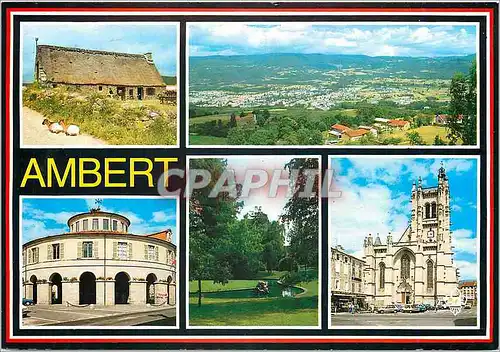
[22,298,34,306]
[464,303,472,309]
[423,303,434,310]
[416,304,427,312]
[403,304,421,313]
[394,304,404,312]
[377,305,398,314]
[437,303,449,310]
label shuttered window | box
[82,219,88,231]
[92,219,99,230]
[49,243,60,260]
[82,241,93,258]
[147,245,156,261]
[30,248,39,263]
[103,219,109,230]
[117,242,128,259]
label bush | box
[278,257,298,272]
[191,120,231,138]
[22,84,177,145]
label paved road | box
[331,309,477,327]
[23,304,176,326]
[22,106,106,146]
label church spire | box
[438,161,447,180]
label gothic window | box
[427,260,434,289]
[379,262,385,289]
[431,203,437,218]
[401,253,411,280]
[425,203,431,218]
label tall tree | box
[281,158,319,271]
[447,61,477,145]
[189,158,241,306]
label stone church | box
[363,164,459,306]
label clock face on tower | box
[427,230,435,240]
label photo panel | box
[186,155,321,328]
[20,196,179,329]
[20,22,180,148]
[187,22,479,148]
[328,156,480,329]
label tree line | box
[189,158,319,306]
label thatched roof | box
[36,45,166,86]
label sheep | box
[59,120,80,136]
[42,118,64,134]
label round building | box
[22,208,176,306]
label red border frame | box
[3,5,496,345]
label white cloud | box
[190,23,477,57]
[22,218,66,243]
[151,211,176,223]
[451,204,462,212]
[330,176,410,257]
[455,260,477,280]
[452,229,477,255]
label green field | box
[189,278,318,326]
[189,135,228,145]
[189,113,254,125]
[381,125,453,145]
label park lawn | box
[189,279,319,326]
[189,134,228,145]
[382,125,453,145]
[189,280,258,293]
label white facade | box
[363,166,458,306]
[22,210,176,306]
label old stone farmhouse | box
[35,44,167,100]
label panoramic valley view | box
[188,23,478,146]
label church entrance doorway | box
[401,292,411,304]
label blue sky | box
[22,197,177,244]
[329,157,478,280]
[22,23,178,83]
[189,23,477,57]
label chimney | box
[144,52,153,63]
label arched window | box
[379,262,386,289]
[425,203,431,219]
[401,253,411,280]
[427,260,434,289]
[431,203,437,218]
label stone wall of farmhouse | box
[45,83,164,100]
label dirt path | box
[22,107,107,146]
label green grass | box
[381,125,454,145]
[189,280,258,293]
[189,279,318,326]
[23,84,177,145]
[189,135,228,145]
[189,113,254,125]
